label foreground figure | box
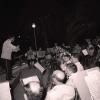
[45,70,75,100]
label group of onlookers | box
[23,35,100,100]
[1,34,100,100]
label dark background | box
[0,0,100,52]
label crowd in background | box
[24,35,100,71]
[1,34,100,100]
[19,35,100,100]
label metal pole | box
[33,27,38,61]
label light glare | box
[32,23,36,28]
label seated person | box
[45,70,75,100]
[25,46,36,69]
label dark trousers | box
[27,59,33,69]
[1,58,12,80]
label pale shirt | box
[66,75,75,88]
[74,62,84,71]
[45,84,75,100]
[1,39,17,60]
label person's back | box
[45,70,75,100]
[45,84,75,100]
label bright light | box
[32,23,36,28]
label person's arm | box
[74,62,84,71]
[10,43,20,52]
[71,56,84,71]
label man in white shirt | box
[1,35,20,80]
[45,84,75,100]
[60,62,81,100]
[45,70,75,100]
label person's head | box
[62,43,65,46]
[85,38,91,44]
[62,53,71,62]
[65,63,77,77]
[60,63,77,77]
[7,33,15,42]
[74,43,80,48]
[54,43,58,47]
[51,70,65,85]
[9,36,15,42]
[27,81,41,96]
[29,46,32,50]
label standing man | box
[1,35,20,80]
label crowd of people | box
[1,34,100,100]
[25,35,100,71]
[20,35,100,100]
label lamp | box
[32,23,38,61]
[32,23,36,28]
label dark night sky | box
[0,0,100,51]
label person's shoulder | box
[60,84,75,97]
[53,84,75,97]
[59,84,74,90]
[3,39,10,45]
[52,84,74,92]
[5,39,11,43]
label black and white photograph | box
[0,0,100,100]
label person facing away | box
[23,77,44,100]
[1,35,20,80]
[60,62,81,100]
[45,70,75,100]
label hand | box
[17,45,20,48]
[16,45,20,51]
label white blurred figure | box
[1,35,20,80]
[22,75,43,100]
[24,81,43,100]
[45,70,75,100]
